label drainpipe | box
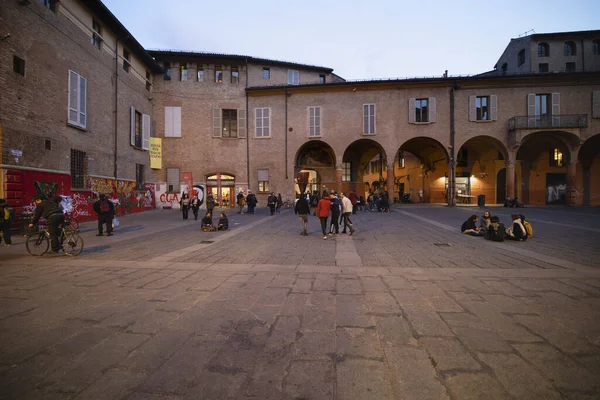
[449,84,457,207]
[113,39,119,179]
[285,88,289,180]
[245,58,250,191]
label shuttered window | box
[409,98,436,123]
[166,168,180,193]
[469,95,498,121]
[68,70,87,129]
[257,169,269,192]
[309,107,321,137]
[130,107,151,150]
[256,108,270,138]
[213,109,246,138]
[287,70,299,85]
[164,107,182,137]
[363,104,375,134]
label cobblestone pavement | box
[1,205,599,399]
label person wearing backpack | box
[520,214,533,238]
[484,216,505,242]
[310,191,320,216]
[0,199,15,246]
[506,214,527,241]
[93,194,115,236]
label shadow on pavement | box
[82,245,111,254]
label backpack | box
[487,223,505,242]
[100,200,110,213]
[3,206,15,221]
[523,221,533,238]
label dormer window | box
[537,42,549,57]
[564,41,576,56]
[517,50,525,67]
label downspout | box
[113,39,119,179]
[245,58,250,191]
[285,88,289,180]
[449,84,456,207]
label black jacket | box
[201,216,213,226]
[295,197,310,215]
[93,199,115,216]
[218,217,229,229]
[246,194,257,206]
[31,200,63,224]
[461,219,478,232]
[330,197,341,215]
[267,195,277,206]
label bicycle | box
[26,223,84,256]
[64,213,79,232]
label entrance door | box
[210,186,233,208]
[496,169,506,203]
[546,173,566,205]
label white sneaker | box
[323,236,327,240]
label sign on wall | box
[150,137,162,169]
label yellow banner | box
[150,137,162,169]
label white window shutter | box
[68,71,78,124]
[173,107,181,137]
[527,94,536,116]
[408,98,416,123]
[130,106,136,146]
[551,92,560,115]
[490,95,498,121]
[165,107,173,137]
[316,107,321,136]
[469,96,476,121]
[593,91,600,118]
[429,97,436,122]
[257,169,269,181]
[79,75,87,128]
[255,108,262,137]
[371,104,376,133]
[238,109,246,138]
[142,114,150,150]
[213,109,221,137]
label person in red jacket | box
[349,190,358,214]
[316,190,331,240]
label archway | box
[396,137,449,203]
[578,133,600,206]
[456,136,509,205]
[516,131,578,205]
[294,140,336,197]
[343,138,387,200]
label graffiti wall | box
[3,170,155,230]
[155,183,205,210]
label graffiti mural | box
[156,183,204,209]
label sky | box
[102,0,599,81]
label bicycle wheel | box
[26,233,49,256]
[66,217,79,232]
[62,231,84,256]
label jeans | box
[0,222,12,245]
[182,206,189,220]
[192,207,199,220]
[247,205,255,214]
[342,212,354,233]
[48,213,65,252]
[98,214,112,235]
[319,217,328,235]
[329,213,339,234]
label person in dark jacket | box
[316,191,331,239]
[246,191,257,214]
[93,194,115,236]
[506,214,527,241]
[461,215,484,236]
[310,191,320,216]
[217,212,229,231]
[349,191,358,214]
[201,212,216,231]
[484,216,505,242]
[295,195,310,235]
[206,193,216,214]
[0,199,15,246]
[267,192,277,216]
[276,193,283,214]
[237,192,246,214]
[180,193,190,220]
[190,195,200,220]
[328,192,341,235]
[29,195,65,253]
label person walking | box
[246,191,257,214]
[310,191,320,216]
[349,190,358,214]
[317,190,331,239]
[295,193,310,236]
[180,193,190,220]
[206,192,216,215]
[93,194,115,236]
[328,192,341,236]
[190,195,200,220]
[0,199,15,246]
[276,193,283,214]
[267,192,277,216]
[340,192,356,235]
[237,191,246,214]
[29,195,65,253]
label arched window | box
[517,50,525,66]
[501,63,508,75]
[564,41,576,56]
[537,42,549,57]
[593,40,600,55]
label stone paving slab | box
[1,206,600,399]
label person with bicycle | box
[29,195,64,254]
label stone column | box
[566,160,578,206]
[506,160,515,200]
[387,163,395,203]
[447,160,456,206]
[336,165,343,195]
[521,160,531,205]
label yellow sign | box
[150,137,162,169]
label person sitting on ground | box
[505,214,527,241]
[519,214,533,238]
[201,212,216,232]
[484,216,505,241]
[461,215,484,236]
[217,212,229,231]
[480,211,492,232]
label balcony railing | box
[509,114,588,130]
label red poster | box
[182,172,193,194]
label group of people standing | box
[461,211,532,242]
[295,190,356,239]
[236,191,258,214]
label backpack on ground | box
[523,221,533,238]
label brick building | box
[0,0,162,225]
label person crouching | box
[506,214,527,241]
[217,212,229,231]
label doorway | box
[546,173,566,205]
